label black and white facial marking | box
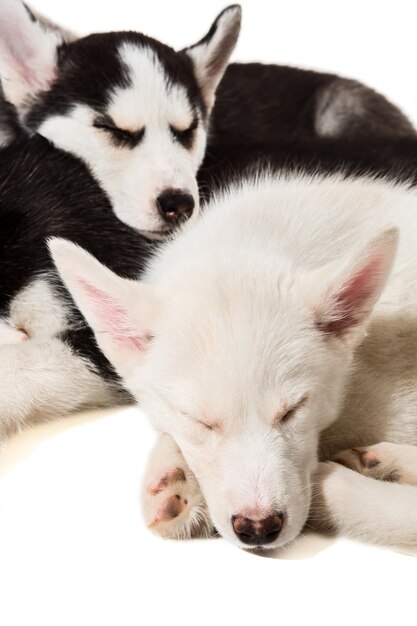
[30,38,207,236]
[0,1,241,235]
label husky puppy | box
[0,0,242,234]
[51,171,417,550]
[1,0,415,231]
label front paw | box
[333,443,401,483]
[142,464,212,540]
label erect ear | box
[305,228,398,343]
[184,5,241,109]
[24,5,78,44]
[48,238,158,379]
[0,0,64,109]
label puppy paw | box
[143,465,212,539]
[333,442,404,483]
[148,467,186,496]
[142,434,214,540]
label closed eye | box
[93,117,145,148]
[180,411,221,432]
[197,420,216,431]
[280,407,297,424]
[170,119,198,149]
[275,395,308,426]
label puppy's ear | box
[49,239,159,379]
[24,5,78,44]
[0,0,65,109]
[184,5,241,109]
[305,227,398,344]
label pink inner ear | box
[318,254,383,336]
[4,21,55,90]
[76,278,150,351]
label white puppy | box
[50,172,417,551]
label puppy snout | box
[231,512,284,546]
[157,189,195,225]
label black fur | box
[0,133,157,387]
[26,32,207,131]
[208,63,415,149]
[198,136,417,199]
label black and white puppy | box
[1,1,415,234]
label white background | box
[1,2,417,625]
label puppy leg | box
[309,461,417,548]
[333,442,417,486]
[142,433,214,540]
[0,338,121,441]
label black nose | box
[157,189,195,225]
[231,512,284,546]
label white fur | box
[113,45,196,132]
[318,439,417,546]
[0,277,119,440]
[8,277,68,338]
[310,461,417,549]
[0,271,148,438]
[50,171,417,550]
[0,336,118,440]
[0,320,27,345]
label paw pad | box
[352,448,381,469]
[147,467,190,528]
[148,467,186,495]
[148,494,188,527]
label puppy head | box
[0,2,241,235]
[49,223,396,550]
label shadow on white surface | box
[0,407,335,560]
[0,406,415,626]
[1,406,414,559]
[0,408,115,475]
